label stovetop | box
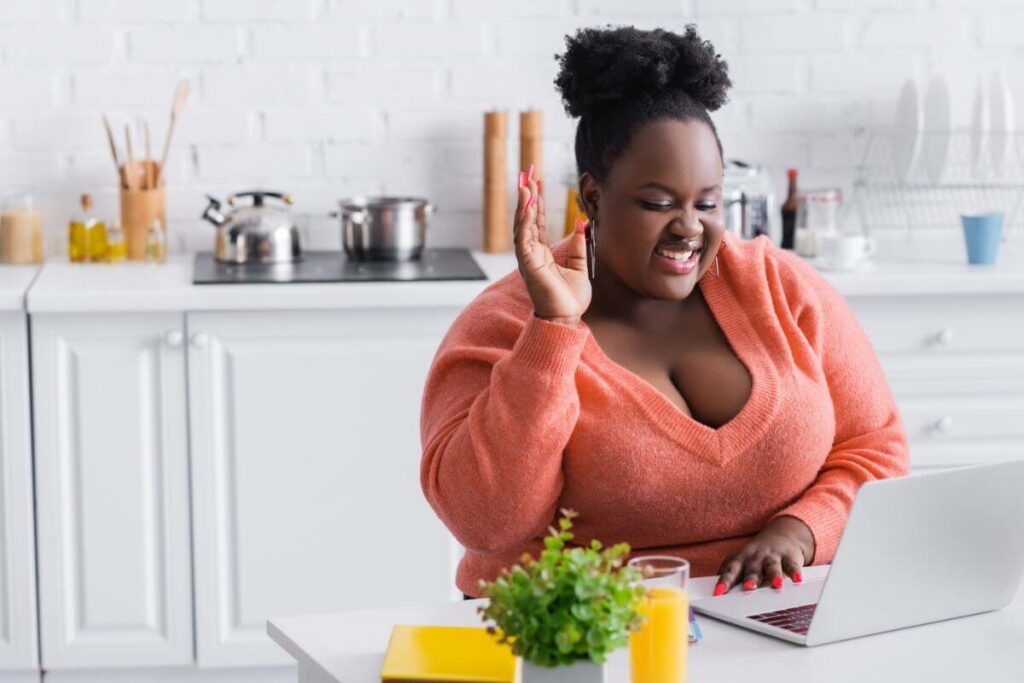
[193,248,487,285]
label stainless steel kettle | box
[201,191,301,264]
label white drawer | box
[882,354,1024,397]
[848,294,1024,355]
[907,440,1024,469]
[897,395,1024,443]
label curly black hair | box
[554,25,732,181]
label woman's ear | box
[578,172,601,219]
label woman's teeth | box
[655,247,697,261]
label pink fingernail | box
[794,571,803,584]
[527,164,535,182]
[743,580,757,591]
[574,218,586,234]
[772,576,783,589]
[713,582,727,597]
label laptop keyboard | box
[748,603,818,635]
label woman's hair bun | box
[554,24,731,118]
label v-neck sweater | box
[420,231,910,597]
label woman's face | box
[581,118,725,302]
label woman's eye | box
[697,203,717,211]
[641,200,673,210]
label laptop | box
[690,459,1024,646]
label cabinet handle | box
[190,332,210,349]
[932,416,954,434]
[164,330,184,347]
[932,329,954,348]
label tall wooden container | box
[483,111,510,253]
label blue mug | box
[960,213,1004,265]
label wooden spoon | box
[102,115,126,188]
[124,124,137,191]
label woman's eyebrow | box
[637,181,722,193]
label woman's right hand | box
[513,173,592,326]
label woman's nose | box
[668,212,703,239]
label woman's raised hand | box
[514,167,592,326]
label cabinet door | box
[32,314,193,668]
[187,308,461,667]
[0,312,38,671]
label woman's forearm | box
[420,315,588,554]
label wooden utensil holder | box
[120,165,165,261]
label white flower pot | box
[520,658,611,683]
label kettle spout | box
[201,195,227,226]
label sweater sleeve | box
[419,302,590,555]
[767,250,911,565]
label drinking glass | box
[628,556,689,683]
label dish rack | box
[849,127,1024,240]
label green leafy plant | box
[477,509,646,667]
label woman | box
[420,25,909,599]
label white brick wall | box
[0,0,1021,255]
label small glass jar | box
[1,193,44,264]
[106,220,127,263]
[145,217,166,264]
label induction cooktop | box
[192,248,488,285]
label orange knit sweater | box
[420,231,910,597]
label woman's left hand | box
[713,516,815,596]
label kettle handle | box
[228,191,294,207]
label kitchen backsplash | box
[0,0,1022,253]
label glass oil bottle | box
[68,194,108,263]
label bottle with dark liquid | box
[781,168,798,250]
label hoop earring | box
[707,254,720,279]
[584,217,597,281]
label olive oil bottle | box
[68,194,108,263]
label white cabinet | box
[31,313,194,669]
[848,294,1024,469]
[186,308,460,667]
[0,312,38,672]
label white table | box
[268,567,1024,683]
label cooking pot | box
[334,196,435,262]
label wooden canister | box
[120,165,166,260]
[519,109,543,185]
[483,110,510,253]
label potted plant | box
[477,509,646,683]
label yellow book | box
[380,625,519,683]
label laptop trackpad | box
[692,580,826,619]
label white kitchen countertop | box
[23,235,1024,314]
[0,265,40,312]
[25,252,519,314]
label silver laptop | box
[691,460,1024,646]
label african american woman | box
[419,25,909,601]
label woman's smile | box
[653,243,703,274]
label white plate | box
[892,79,922,182]
[989,70,1015,175]
[921,75,952,184]
[970,76,989,177]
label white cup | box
[820,233,876,270]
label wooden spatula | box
[154,79,190,187]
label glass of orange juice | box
[628,556,689,683]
